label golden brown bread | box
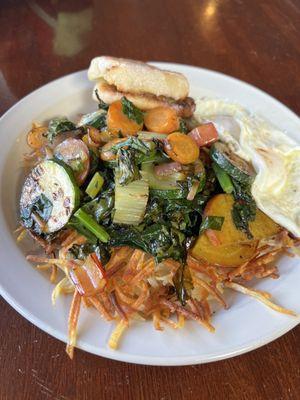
[88,56,189,100]
[93,79,195,118]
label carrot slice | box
[107,100,143,136]
[144,107,179,134]
[164,132,199,164]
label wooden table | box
[1,0,299,398]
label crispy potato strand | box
[225,282,297,316]
[66,290,81,359]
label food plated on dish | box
[17,57,299,358]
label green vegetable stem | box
[74,208,110,243]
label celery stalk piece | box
[212,162,234,194]
[85,172,104,198]
[74,208,110,243]
[113,171,149,225]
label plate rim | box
[0,62,299,366]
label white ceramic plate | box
[0,63,299,366]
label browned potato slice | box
[249,209,281,239]
[191,234,257,267]
[191,193,281,267]
[204,194,281,244]
[204,194,247,244]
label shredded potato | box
[225,282,297,316]
[108,319,129,350]
[66,291,81,359]
[24,229,298,357]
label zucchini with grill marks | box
[210,142,254,185]
[20,160,80,233]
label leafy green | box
[199,216,224,235]
[137,139,167,164]
[94,89,109,111]
[82,189,114,225]
[46,117,76,143]
[121,97,144,125]
[186,160,206,196]
[86,172,104,199]
[117,148,140,185]
[69,242,111,265]
[176,266,187,305]
[109,223,186,262]
[231,180,256,239]
[111,136,149,155]
[20,194,53,234]
[179,119,188,133]
[78,110,107,130]
[68,217,98,244]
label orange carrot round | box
[164,132,199,164]
[107,100,143,136]
[144,106,179,134]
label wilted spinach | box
[78,110,107,130]
[69,242,111,265]
[82,189,114,226]
[46,117,76,143]
[117,148,140,185]
[20,194,53,234]
[231,179,256,239]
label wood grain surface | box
[0,0,300,399]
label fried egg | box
[194,98,300,237]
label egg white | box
[194,98,300,237]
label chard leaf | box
[117,148,140,185]
[46,117,76,143]
[199,216,224,235]
[111,136,149,155]
[20,194,53,234]
[69,242,111,265]
[231,179,256,239]
[82,189,114,224]
[121,97,144,125]
[78,110,107,130]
